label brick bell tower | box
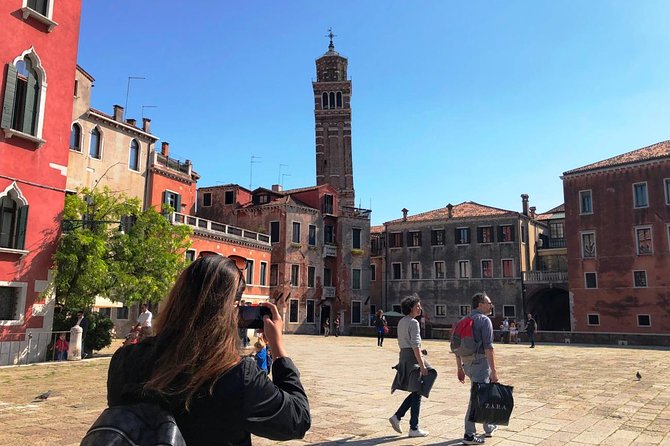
[313,30,355,208]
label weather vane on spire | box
[325,28,336,50]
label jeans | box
[463,358,496,436]
[56,350,67,361]
[395,391,421,430]
[528,331,535,347]
[377,329,385,346]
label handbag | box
[383,325,389,334]
[468,382,514,426]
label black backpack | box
[81,402,186,446]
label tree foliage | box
[53,187,191,310]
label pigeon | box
[34,390,51,401]
[636,371,642,381]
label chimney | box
[529,206,536,219]
[272,184,283,192]
[142,117,151,132]
[125,118,136,127]
[113,104,124,122]
[402,208,408,221]
[161,142,169,156]
[447,203,453,218]
[521,194,529,216]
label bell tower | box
[313,30,355,208]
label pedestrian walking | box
[334,315,340,337]
[323,318,330,337]
[526,314,537,348]
[374,309,388,347]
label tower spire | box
[325,28,336,51]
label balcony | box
[323,244,338,258]
[323,286,336,298]
[155,153,191,175]
[538,237,566,249]
[523,271,568,283]
[341,206,371,219]
[170,212,271,246]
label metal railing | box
[155,153,191,175]
[523,271,568,283]
[323,244,337,258]
[170,213,271,245]
[323,286,336,298]
[0,330,70,366]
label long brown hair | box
[144,255,245,408]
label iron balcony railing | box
[523,271,568,283]
[170,213,271,245]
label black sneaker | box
[463,434,485,444]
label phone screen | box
[237,305,272,329]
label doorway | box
[320,305,331,335]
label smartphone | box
[237,305,272,329]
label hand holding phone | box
[237,305,272,329]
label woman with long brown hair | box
[106,255,310,445]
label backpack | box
[450,315,481,358]
[81,402,186,446]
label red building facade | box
[563,141,670,335]
[0,1,82,361]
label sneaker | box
[484,426,498,437]
[463,434,485,444]
[408,428,428,437]
[388,415,402,434]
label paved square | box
[0,336,669,445]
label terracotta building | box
[563,140,670,336]
[0,0,82,363]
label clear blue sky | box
[77,1,670,225]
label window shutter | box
[174,194,181,212]
[511,225,516,242]
[2,64,17,130]
[497,226,503,242]
[16,205,29,250]
[22,73,38,135]
[162,191,168,206]
[454,228,460,244]
[477,227,483,243]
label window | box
[0,284,26,321]
[185,250,196,262]
[308,225,316,246]
[431,229,445,245]
[336,92,343,108]
[128,139,140,171]
[98,307,111,318]
[27,0,49,16]
[587,313,600,326]
[410,262,420,280]
[323,268,332,286]
[580,190,593,214]
[481,259,493,278]
[270,221,280,243]
[0,189,29,250]
[89,127,101,159]
[389,232,403,248]
[352,268,361,289]
[392,304,401,313]
[633,182,648,208]
[2,53,45,139]
[370,264,376,281]
[224,190,235,205]
[308,266,315,288]
[258,194,269,204]
[69,123,81,151]
[306,300,315,323]
[637,314,651,327]
[290,265,299,287]
[585,272,597,289]
[392,263,401,280]
[269,264,278,286]
[665,179,670,205]
[292,222,301,244]
[162,191,181,211]
[352,228,361,249]
[550,222,565,239]
[289,299,299,323]
[202,192,212,207]
[116,306,129,320]
[502,259,514,278]
[73,79,78,97]
[458,260,470,279]
[408,231,421,247]
[322,92,328,109]
[455,227,470,245]
[499,225,515,243]
[260,262,267,286]
[636,227,652,255]
[581,232,596,258]
[245,260,254,285]
[351,301,362,324]
[477,226,494,244]
[324,225,334,244]
[324,194,334,214]
[503,306,515,318]
[460,305,471,316]
[434,261,445,279]
[633,270,647,287]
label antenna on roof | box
[249,155,261,190]
[278,164,289,184]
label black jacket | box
[107,338,310,445]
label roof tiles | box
[385,201,517,224]
[563,140,670,176]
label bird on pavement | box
[33,390,51,401]
[636,371,642,380]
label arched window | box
[329,92,335,110]
[69,123,81,151]
[89,127,101,159]
[336,92,342,108]
[129,139,140,171]
[322,92,328,109]
[1,56,40,136]
[0,185,29,250]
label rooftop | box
[563,140,670,176]
[386,201,517,224]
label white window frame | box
[584,272,597,289]
[434,261,445,279]
[408,231,421,247]
[291,221,301,244]
[391,262,402,280]
[128,139,141,172]
[308,224,317,246]
[637,314,651,327]
[290,264,299,287]
[69,122,82,152]
[633,182,649,209]
[245,259,254,285]
[351,300,362,324]
[633,270,647,288]
[435,304,446,317]
[0,281,27,325]
[352,268,361,290]
[307,265,315,288]
[665,178,670,205]
[579,190,593,215]
[481,259,493,279]
[501,258,514,278]
[455,227,470,245]
[587,313,600,326]
[458,260,470,279]
[459,305,471,316]
[288,298,299,323]
[306,299,315,324]
[478,226,494,244]
[581,231,596,258]
[410,262,421,280]
[259,261,268,286]
[635,226,653,255]
[21,0,57,31]
[88,126,103,160]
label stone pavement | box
[0,336,669,446]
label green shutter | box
[16,205,29,250]
[22,73,37,135]
[174,194,181,212]
[162,191,168,204]
[1,64,17,130]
